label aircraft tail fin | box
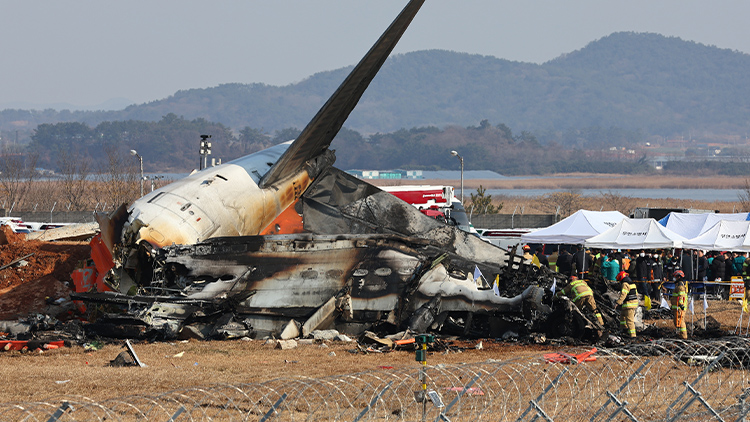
[259,0,425,188]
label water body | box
[485,188,742,202]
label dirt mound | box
[0,275,71,319]
[0,225,24,245]
[0,227,90,318]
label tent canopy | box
[682,220,750,252]
[658,212,750,239]
[584,218,686,249]
[520,210,626,245]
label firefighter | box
[671,270,688,339]
[615,271,639,338]
[556,275,604,326]
[522,245,533,262]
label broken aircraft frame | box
[71,0,588,341]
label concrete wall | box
[471,213,557,229]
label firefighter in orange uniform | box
[556,276,604,326]
[615,271,639,338]
[671,270,688,339]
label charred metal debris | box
[69,236,633,344]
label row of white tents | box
[520,210,750,252]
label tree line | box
[19,116,662,177]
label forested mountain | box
[3,31,750,144]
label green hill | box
[4,31,750,141]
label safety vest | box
[621,281,639,308]
[671,282,687,309]
[567,280,593,302]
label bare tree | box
[0,145,39,213]
[24,178,58,213]
[534,189,583,218]
[93,145,140,210]
[598,190,633,214]
[57,148,92,210]
[738,179,750,212]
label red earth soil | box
[0,226,90,319]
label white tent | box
[658,212,750,239]
[520,210,626,245]
[682,220,750,252]
[584,218,686,249]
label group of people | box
[524,245,735,340]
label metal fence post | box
[353,382,393,422]
[667,381,724,422]
[516,368,568,422]
[166,406,185,422]
[590,359,649,422]
[666,351,727,421]
[46,401,73,422]
[433,373,482,422]
[737,388,750,422]
[259,393,288,422]
[602,391,639,422]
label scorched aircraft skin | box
[76,0,565,340]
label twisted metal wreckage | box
[70,0,617,342]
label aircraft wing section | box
[259,0,425,188]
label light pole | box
[130,149,144,197]
[149,175,164,192]
[200,135,212,170]
[450,150,464,203]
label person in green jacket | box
[601,252,620,282]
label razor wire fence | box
[4,338,750,421]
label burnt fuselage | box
[155,233,532,320]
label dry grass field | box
[0,338,552,404]
[0,299,743,405]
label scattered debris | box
[0,339,64,352]
[280,320,300,340]
[25,222,99,242]
[110,351,136,367]
[276,340,297,350]
[444,387,484,396]
[310,330,339,341]
[0,254,34,271]
[83,341,103,351]
[110,340,146,367]
[544,348,598,364]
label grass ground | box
[0,299,743,404]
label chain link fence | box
[2,338,750,421]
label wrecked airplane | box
[71,0,573,341]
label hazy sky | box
[2,1,749,109]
